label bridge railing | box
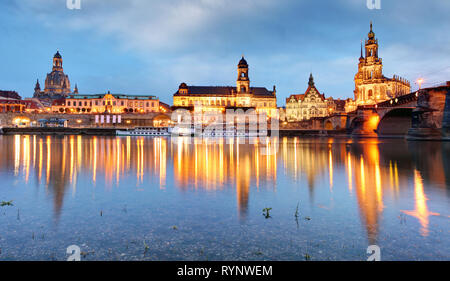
[376,92,418,108]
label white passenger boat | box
[116,127,170,136]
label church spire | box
[308,73,315,87]
[34,79,41,93]
[74,84,79,94]
[368,21,375,40]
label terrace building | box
[52,91,160,114]
[173,57,277,118]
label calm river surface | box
[0,135,448,260]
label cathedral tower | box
[354,22,410,106]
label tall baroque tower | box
[354,22,410,106]
[236,56,250,93]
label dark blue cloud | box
[0,0,449,104]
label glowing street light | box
[416,78,424,89]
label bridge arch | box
[377,108,413,137]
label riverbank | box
[0,127,117,136]
[0,127,352,137]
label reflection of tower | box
[351,143,384,244]
[171,138,279,221]
[237,56,250,94]
[283,140,330,203]
[236,149,250,220]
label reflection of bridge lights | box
[369,115,380,128]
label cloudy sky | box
[1,0,449,104]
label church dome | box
[238,56,248,68]
[179,82,188,89]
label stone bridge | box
[347,83,450,140]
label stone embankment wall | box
[0,112,169,128]
[407,85,450,140]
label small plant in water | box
[294,202,299,218]
[143,240,150,254]
[263,207,272,219]
[0,200,13,207]
[172,225,178,230]
[304,253,311,261]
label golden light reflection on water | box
[1,135,448,240]
[402,170,440,237]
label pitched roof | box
[67,93,158,100]
[175,86,275,97]
[0,90,21,100]
[287,85,325,102]
[286,94,305,103]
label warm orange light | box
[416,78,424,89]
[369,115,380,129]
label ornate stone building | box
[34,51,76,103]
[354,22,410,106]
[51,91,160,114]
[286,74,331,121]
[173,57,277,118]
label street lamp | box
[416,78,424,89]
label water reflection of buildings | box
[2,135,169,221]
[281,137,348,201]
[0,135,447,237]
[171,137,278,219]
[279,137,448,243]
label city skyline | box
[1,1,450,105]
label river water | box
[0,135,448,260]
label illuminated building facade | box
[286,74,335,121]
[0,99,26,113]
[0,91,42,113]
[173,57,277,118]
[344,98,357,113]
[51,91,160,114]
[354,22,410,106]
